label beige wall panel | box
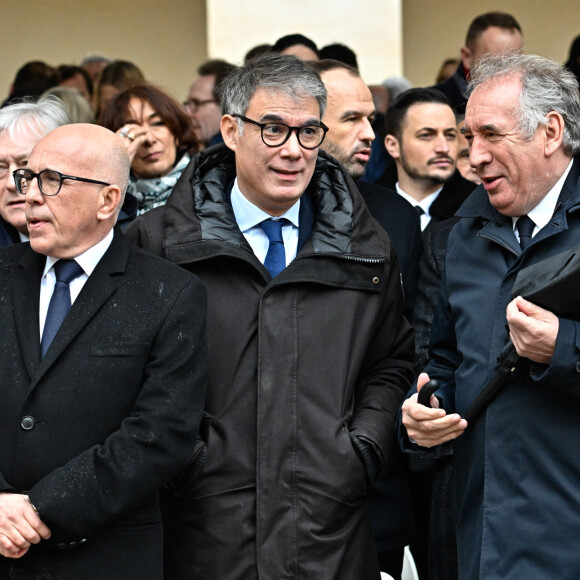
[404,0,579,88]
[1,0,207,103]
[207,0,402,84]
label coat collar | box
[160,143,390,265]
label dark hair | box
[272,34,319,58]
[100,84,199,160]
[465,12,522,50]
[10,61,59,100]
[309,59,359,78]
[98,60,145,88]
[319,44,358,70]
[94,60,146,119]
[565,35,580,86]
[57,65,94,97]
[244,44,272,64]
[386,88,454,141]
[196,59,238,102]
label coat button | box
[576,362,580,373]
[372,277,380,285]
[21,416,35,430]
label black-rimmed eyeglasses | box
[233,114,328,149]
[13,168,111,197]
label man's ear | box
[220,115,239,152]
[544,111,565,157]
[385,134,400,159]
[97,185,122,221]
[460,45,473,72]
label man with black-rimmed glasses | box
[128,53,414,580]
[0,123,207,579]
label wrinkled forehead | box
[465,78,521,128]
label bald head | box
[25,124,130,258]
[39,124,130,196]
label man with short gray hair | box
[128,53,414,579]
[0,96,69,246]
[400,53,580,579]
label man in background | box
[382,88,476,232]
[0,97,69,247]
[432,11,523,113]
[184,59,236,147]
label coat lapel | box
[29,229,130,388]
[12,247,44,378]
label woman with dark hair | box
[101,84,199,215]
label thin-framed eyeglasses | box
[183,98,216,112]
[232,114,328,150]
[13,168,111,197]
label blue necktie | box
[41,259,84,357]
[516,215,535,250]
[260,218,287,278]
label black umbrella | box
[462,242,580,422]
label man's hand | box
[401,373,467,448]
[0,492,51,558]
[507,296,559,364]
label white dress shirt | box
[395,183,442,231]
[39,229,114,340]
[512,159,574,242]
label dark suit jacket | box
[375,165,477,232]
[357,179,423,314]
[0,229,207,579]
[432,61,469,114]
[0,217,21,248]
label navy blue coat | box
[402,159,580,579]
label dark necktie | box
[260,218,286,278]
[516,215,535,250]
[41,259,84,357]
[415,206,425,217]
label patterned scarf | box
[128,153,191,216]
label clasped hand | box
[0,492,51,558]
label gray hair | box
[0,96,70,141]
[41,87,94,124]
[219,53,327,124]
[469,53,580,155]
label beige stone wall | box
[1,0,207,104]
[2,1,578,105]
[403,0,579,87]
[206,0,403,85]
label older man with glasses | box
[0,123,207,579]
[128,53,414,580]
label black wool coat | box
[0,230,207,579]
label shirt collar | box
[395,182,443,216]
[42,228,115,278]
[511,159,574,233]
[231,178,300,232]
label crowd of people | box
[0,11,580,580]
